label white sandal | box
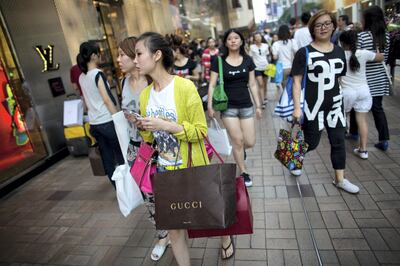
[150,240,171,261]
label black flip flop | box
[221,236,235,260]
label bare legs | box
[169,229,190,266]
[222,117,256,173]
[355,112,368,151]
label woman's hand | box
[292,107,302,122]
[256,107,263,119]
[140,117,168,132]
[208,106,215,118]
[124,113,137,123]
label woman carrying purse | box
[133,32,209,266]
[291,10,359,194]
[117,37,171,261]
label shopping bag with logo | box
[112,163,144,217]
[274,123,309,171]
[112,111,130,162]
[152,130,236,230]
[212,56,228,111]
[274,47,309,120]
[188,176,253,238]
[63,99,83,127]
[207,118,232,156]
[130,142,157,193]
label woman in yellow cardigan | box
[133,32,209,265]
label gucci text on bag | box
[170,201,203,210]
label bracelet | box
[256,106,262,109]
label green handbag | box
[212,56,228,111]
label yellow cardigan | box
[139,76,209,168]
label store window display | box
[0,21,47,184]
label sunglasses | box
[259,49,261,55]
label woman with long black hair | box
[77,41,124,187]
[207,29,262,188]
[133,32,209,265]
[357,5,391,151]
[340,30,384,160]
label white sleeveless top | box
[79,68,113,125]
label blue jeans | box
[90,121,124,187]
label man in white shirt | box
[293,12,312,48]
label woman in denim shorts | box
[207,28,262,188]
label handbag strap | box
[301,47,309,91]
[217,56,224,86]
[298,47,309,125]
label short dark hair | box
[289,17,297,26]
[278,25,291,43]
[339,15,349,25]
[301,12,311,25]
[137,32,174,70]
[308,10,337,40]
[165,34,188,56]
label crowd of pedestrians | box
[74,5,395,265]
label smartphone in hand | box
[123,109,143,120]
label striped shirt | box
[201,48,219,81]
[357,31,390,97]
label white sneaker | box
[353,148,368,159]
[290,169,302,176]
[333,179,360,194]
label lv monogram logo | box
[35,45,60,72]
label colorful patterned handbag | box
[274,124,309,171]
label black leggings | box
[303,125,346,170]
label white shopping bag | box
[63,99,83,127]
[112,111,130,162]
[112,164,144,217]
[207,118,232,156]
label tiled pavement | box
[1,79,400,266]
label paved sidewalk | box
[1,82,400,266]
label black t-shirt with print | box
[211,55,256,108]
[174,58,197,77]
[291,45,347,129]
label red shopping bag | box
[187,176,253,238]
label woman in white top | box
[118,36,172,262]
[117,37,149,166]
[339,30,384,160]
[272,25,298,88]
[77,41,124,187]
[250,32,270,109]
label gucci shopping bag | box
[187,176,253,238]
[152,136,236,230]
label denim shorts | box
[221,106,254,119]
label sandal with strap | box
[150,239,171,261]
[221,236,235,260]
